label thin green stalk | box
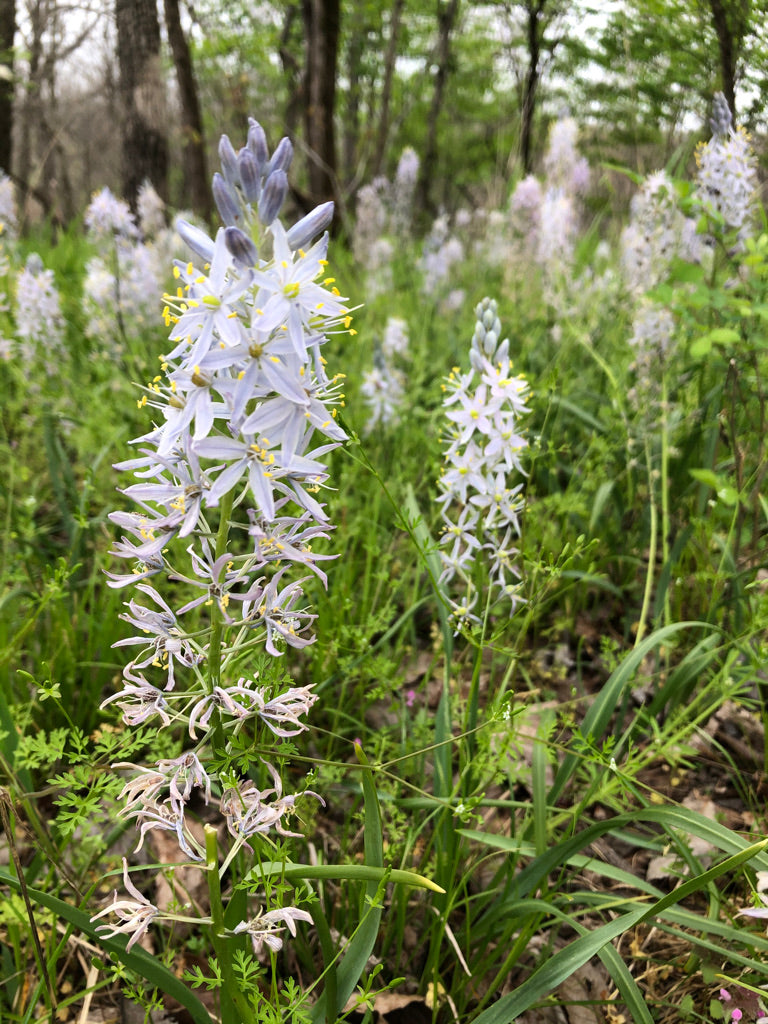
[204,824,257,1024]
[206,489,235,695]
[659,373,671,628]
[635,439,658,645]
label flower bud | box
[175,216,215,263]
[238,148,261,204]
[259,170,288,226]
[709,92,733,139]
[268,137,293,175]
[213,172,242,227]
[247,119,269,173]
[224,226,258,266]
[286,202,334,250]
[218,135,240,188]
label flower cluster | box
[95,119,352,954]
[620,171,699,412]
[509,113,589,282]
[421,214,465,308]
[0,172,18,241]
[82,185,180,350]
[353,147,420,294]
[437,298,529,629]
[360,316,409,432]
[695,92,758,240]
[620,171,699,297]
[13,253,66,376]
[542,115,590,197]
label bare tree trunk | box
[17,0,43,214]
[342,5,365,183]
[415,0,460,220]
[520,0,544,174]
[372,0,405,177]
[115,0,168,210]
[0,0,15,174]
[301,0,340,207]
[706,0,749,118]
[279,2,303,140]
[164,0,211,219]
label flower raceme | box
[437,298,529,629]
[94,119,350,957]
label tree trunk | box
[372,0,405,177]
[301,0,341,207]
[0,0,15,175]
[163,0,211,219]
[342,5,365,183]
[279,2,303,141]
[415,0,460,220]
[520,0,544,174]
[706,0,749,118]
[115,0,168,210]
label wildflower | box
[231,906,313,955]
[382,317,409,360]
[437,298,528,623]
[104,117,349,967]
[621,171,698,296]
[127,798,204,861]
[100,679,173,727]
[360,361,405,431]
[85,187,139,240]
[92,859,160,951]
[543,114,590,196]
[0,173,18,239]
[114,583,203,689]
[15,254,65,373]
[738,892,768,918]
[137,180,167,238]
[695,92,757,239]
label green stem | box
[659,373,671,628]
[206,490,235,695]
[635,439,657,646]
[205,824,258,1024]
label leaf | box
[310,745,385,1024]
[471,839,768,1024]
[245,861,444,893]
[0,867,213,1024]
[689,469,739,506]
[548,622,707,806]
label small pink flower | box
[721,989,732,1002]
[732,1010,743,1022]
[405,689,416,708]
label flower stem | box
[205,824,257,1024]
[207,489,235,695]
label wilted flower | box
[91,859,160,951]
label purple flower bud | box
[247,119,269,173]
[286,202,334,250]
[175,216,215,263]
[218,134,240,188]
[258,169,288,226]
[268,137,293,175]
[238,147,261,204]
[224,225,258,266]
[710,92,733,139]
[213,172,242,227]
